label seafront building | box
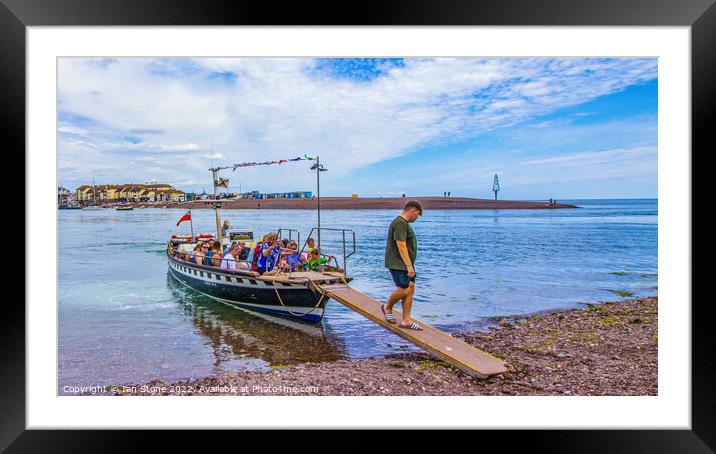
[58,186,74,206]
[238,190,313,199]
[75,183,186,203]
[194,190,313,200]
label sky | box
[58,57,657,199]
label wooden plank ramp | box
[316,283,509,378]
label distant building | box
[58,187,71,206]
[75,182,185,204]
[254,191,312,200]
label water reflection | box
[166,274,348,367]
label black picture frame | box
[5,0,710,450]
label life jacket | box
[251,245,262,271]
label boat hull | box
[167,255,327,323]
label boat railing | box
[299,227,356,277]
[167,245,257,275]
[276,228,301,247]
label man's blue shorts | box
[389,268,416,289]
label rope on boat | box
[265,272,326,318]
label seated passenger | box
[250,241,263,272]
[306,248,328,272]
[205,243,216,265]
[223,241,237,257]
[220,244,241,270]
[187,245,197,264]
[211,244,223,267]
[306,237,315,254]
[283,241,306,272]
[238,244,250,261]
[197,243,210,265]
[236,260,251,270]
[189,243,206,265]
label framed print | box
[6,0,712,449]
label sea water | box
[58,199,657,392]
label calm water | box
[58,199,657,392]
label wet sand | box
[131,196,577,210]
[115,296,657,396]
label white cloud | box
[57,57,657,192]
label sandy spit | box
[128,196,577,211]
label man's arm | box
[262,242,274,257]
[396,240,415,277]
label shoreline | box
[122,196,577,210]
[114,296,657,396]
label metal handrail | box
[299,227,355,277]
[169,247,253,270]
[276,228,301,247]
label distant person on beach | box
[382,200,423,330]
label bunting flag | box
[227,155,318,171]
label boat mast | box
[316,155,321,250]
[211,168,223,245]
[311,155,327,251]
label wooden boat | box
[167,238,349,323]
[116,206,133,211]
[167,160,354,323]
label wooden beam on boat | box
[316,283,509,379]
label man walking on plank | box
[382,200,423,330]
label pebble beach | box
[114,296,657,397]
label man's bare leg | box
[385,287,407,313]
[399,282,415,325]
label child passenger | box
[282,241,306,272]
[306,248,327,272]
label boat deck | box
[316,283,509,378]
[263,270,350,286]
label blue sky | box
[58,57,657,199]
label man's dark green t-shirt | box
[384,215,417,270]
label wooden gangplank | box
[317,283,509,378]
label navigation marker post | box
[493,174,500,201]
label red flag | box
[176,211,192,226]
